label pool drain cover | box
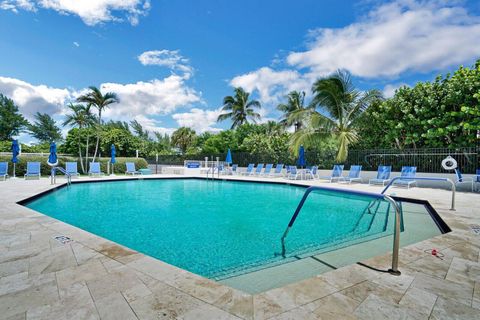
[470,225,480,235]
[54,235,73,244]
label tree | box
[171,127,196,154]
[100,127,141,157]
[291,70,382,162]
[217,87,261,128]
[63,103,96,173]
[277,91,307,132]
[355,60,480,149]
[0,94,28,140]
[28,112,62,143]
[76,86,119,161]
[154,132,172,153]
[201,131,238,154]
[130,120,150,140]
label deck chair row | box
[0,161,143,180]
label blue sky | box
[1,0,480,141]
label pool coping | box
[2,174,479,319]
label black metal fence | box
[346,148,479,173]
[147,147,480,174]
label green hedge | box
[0,156,148,176]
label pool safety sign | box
[185,161,201,168]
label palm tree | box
[76,86,119,161]
[63,103,96,173]
[171,127,197,154]
[277,91,306,132]
[290,71,382,162]
[217,87,261,129]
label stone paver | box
[0,174,479,319]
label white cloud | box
[172,108,222,133]
[0,76,72,120]
[0,75,203,139]
[138,50,193,78]
[100,75,201,119]
[0,0,151,26]
[383,83,408,98]
[286,0,480,78]
[132,115,176,136]
[230,67,310,104]
[73,41,79,47]
[229,0,480,106]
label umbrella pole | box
[110,162,115,176]
[12,163,17,179]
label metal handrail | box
[280,186,402,275]
[51,167,71,186]
[381,177,455,210]
[206,166,221,179]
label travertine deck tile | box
[304,292,360,319]
[411,273,474,306]
[430,296,480,320]
[253,277,337,319]
[407,254,451,279]
[0,274,59,318]
[473,281,480,310]
[354,294,426,320]
[26,282,99,320]
[28,245,78,275]
[398,287,437,316]
[318,264,378,290]
[445,257,480,286]
[340,280,403,304]
[94,292,138,320]
[55,259,108,289]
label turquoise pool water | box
[25,179,440,279]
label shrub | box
[0,155,148,176]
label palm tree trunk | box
[78,128,85,173]
[92,110,102,162]
[85,135,90,173]
[92,136,100,162]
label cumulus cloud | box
[0,76,71,120]
[132,115,176,136]
[138,50,193,78]
[287,0,480,78]
[0,0,151,26]
[0,75,203,137]
[100,75,201,119]
[172,108,222,133]
[230,0,480,105]
[230,67,310,104]
[383,83,408,98]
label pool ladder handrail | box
[206,165,220,180]
[50,166,72,186]
[381,176,455,210]
[280,186,402,275]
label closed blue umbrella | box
[110,144,116,164]
[47,142,58,181]
[297,145,306,168]
[110,144,116,175]
[48,142,58,166]
[11,140,19,178]
[225,148,232,165]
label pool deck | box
[1,174,479,319]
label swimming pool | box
[24,178,445,290]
